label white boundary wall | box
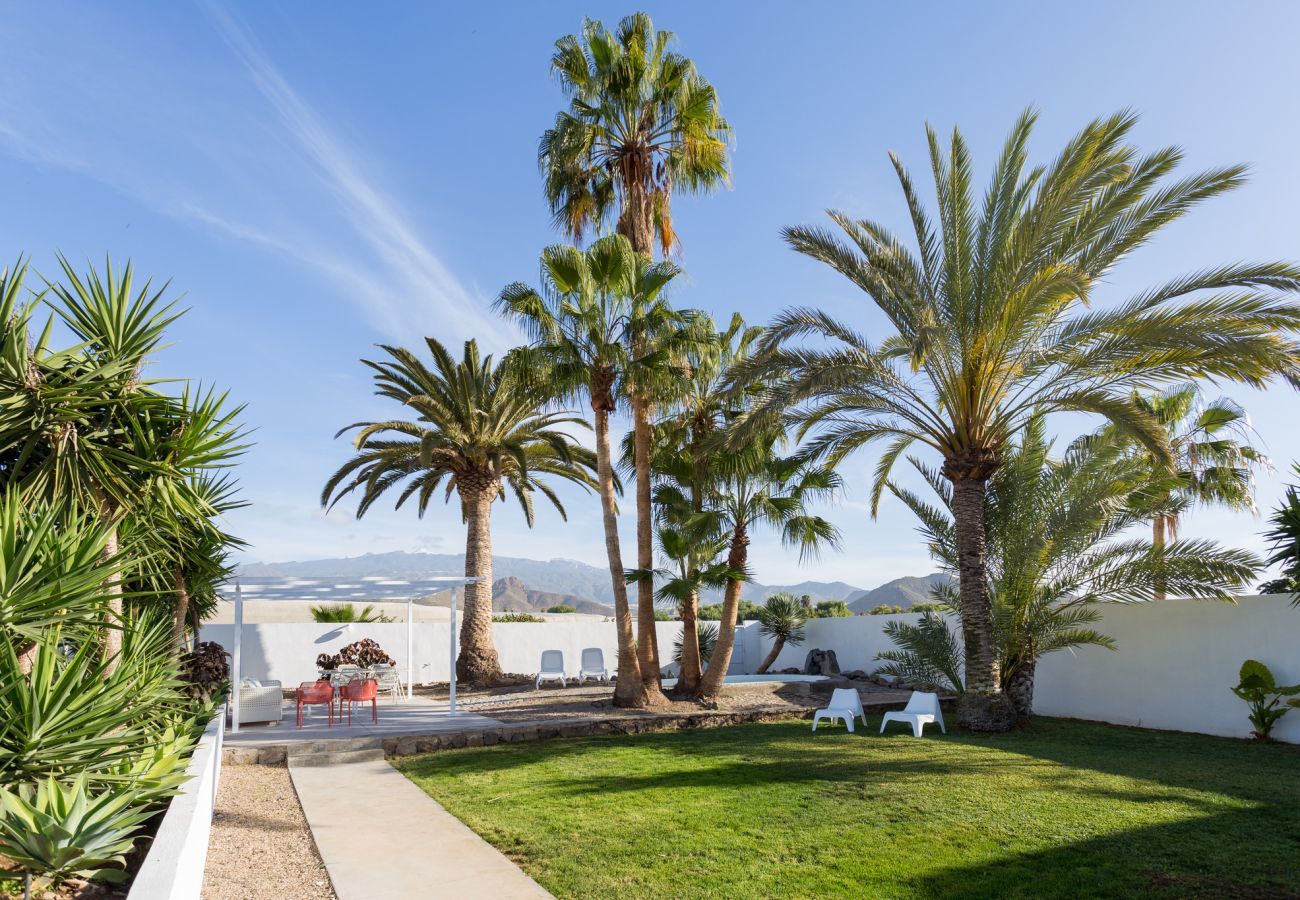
[1033,594,1300,743]
[129,707,225,900]
[201,595,1300,743]
[201,620,685,686]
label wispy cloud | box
[0,1,513,349]
[198,1,514,347]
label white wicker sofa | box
[233,678,284,725]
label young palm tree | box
[322,338,598,685]
[738,110,1300,729]
[643,313,762,692]
[754,592,808,674]
[696,433,841,702]
[1089,384,1268,599]
[496,235,680,707]
[881,415,1261,720]
[1260,465,1300,603]
[542,12,731,690]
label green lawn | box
[396,718,1300,899]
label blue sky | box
[3,2,1299,588]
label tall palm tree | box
[881,415,1260,720]
[1090,384,1268,599]
[737,110,1300,730]
[496,234,678,707]
[696,432,841,702]
[322,338,598,685]
[542,12,731,693]
[540,11,731,256]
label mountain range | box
[241,551,950,611]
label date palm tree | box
[496,234,679,707]
[1089,384,1268,599]
[881,415,1260,720]
[737,110,1300,730]
[322,338,598,685]
[542,12,731,692]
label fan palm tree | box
[322,338,598,685]
[540,11,731,257]
[696,432,841,702]
[881,415,1261,720]
[542,13,731,689]
[736,110,1300,730]
[754,592,808,674]
[497,235,679,707]
[642,313,762,692]
[1089,384,1268,599]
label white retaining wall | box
[129,707,224,900]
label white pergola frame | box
[225,575,480,733]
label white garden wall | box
[202,595,1300,743]
[201,620,685,686]
[1033,594,1300,743]
[129,707,224,900]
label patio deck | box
[225,694,506,747]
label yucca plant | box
[0,773,156,889]
[0,619,187,789]
[674,622,718,668]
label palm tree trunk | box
[101,519,123,674]
[755,636,785,675]
[17,640,37,676]
[1153,516,1167,602]
[171,563,190,657]
[674,589,703,694]
[595,405,647,708]
[458,479,503,685]
[632,397,666,702]
[1005,659,1036,723]
[697,523,747,701]
[949,473,1014,731]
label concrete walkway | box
[289,755,552,900]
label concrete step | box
[286,736,385,756]
[288,747,388,767]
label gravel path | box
[202,765,335,900]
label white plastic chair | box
[371,665,403,703]
[535,650,566,689]
[577,648,609,683]
[880,691,946,737]
[812,687,866,733]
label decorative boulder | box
[802,648,840,676]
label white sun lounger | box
[812,687,866,733]
[535,649,567,689]
[578,647,609,683]
[880,691,946,737]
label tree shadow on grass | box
[910,805,1300,899]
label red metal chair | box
[296,681,335,728]
[340,678,379,725]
